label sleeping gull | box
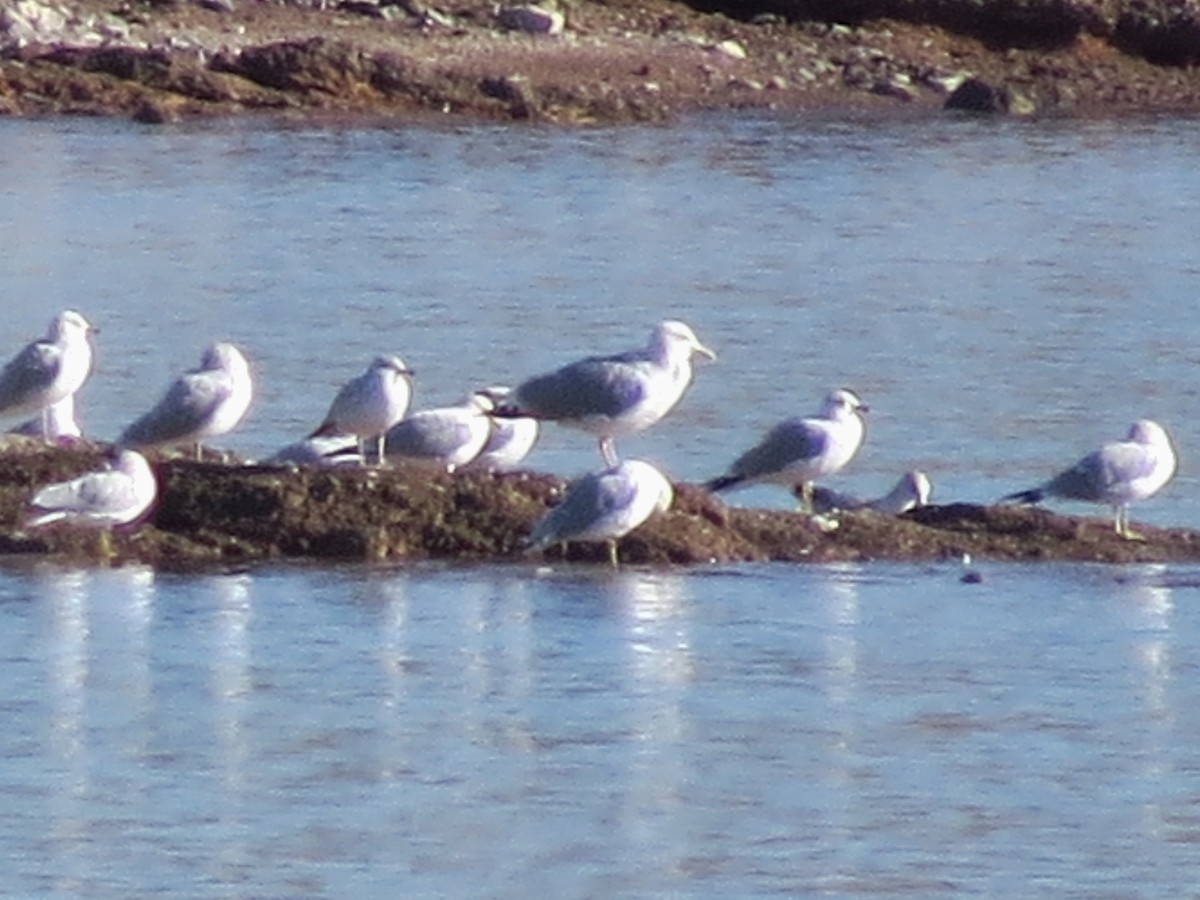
[118,342,253,460]
[0,310,95,439]
[496,320,716,467]
[525,458,674,567]
[9,394,82,442]
[1001,419,1176,540]
[310,354,414,466]
[705,388,869,513]
[383,391,495,472]
[264,434,364,468]
[28,449,157,531]
[810,469,933,516]
[461,386,539,473]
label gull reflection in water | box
[39,567,92,894]
[210,574,253,790]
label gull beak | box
[693,340,717,361]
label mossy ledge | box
[3,438,1199,569]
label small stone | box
[496,5,564,36]
[944,77,1004,113]
[710,38,747,60]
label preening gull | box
[0,310,94,438]
[496,320,715,467]
[810,469,933,516]
[706,388,869,513]
[383,391,495,472]
[1001,419,1176,539]
[9,394,82,442]
[118,342,253,460]
[28,449,157,530]
[462,386,539,473]
[525,458,674,567]
[310,354,413,466]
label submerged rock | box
[2,441,1199,569]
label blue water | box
[2,112,1200,896]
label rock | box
[225,38,371,93]
[480,73,538,118]
[709,38,748,59]
[496,5,564,35]
[1,0,67,49]
[1114,0,1200,65]
[944,76,1004,111]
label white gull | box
[0,310,94,439]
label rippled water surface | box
[2,113,1200,896]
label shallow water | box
[2,112,1200,896]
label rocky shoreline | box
[2,0,1200,123]
[3,440,1198,569]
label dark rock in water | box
[2,442,1199,568]
[944,77,1003,111]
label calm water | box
[2,112,1200,896]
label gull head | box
[201,342,250,376]
[49,309,94,341]
[373,354,414,377]
[821,388,868,420]
[1127,419,1171,448]
[652,320,717,362]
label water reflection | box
[40,568,91,895]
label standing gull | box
[0,310,95,439]
[706,388,869,513]
[310,354,414,466]
[118,342,254,460]
[496,320,716,467]
[383,391,496,472]
[1001,419,1177,539]
[462,386,539,473]
[525,458,674,567]
[810,470,933,516]
[28,449,157,529]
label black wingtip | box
[1001,488,1043,505]
[704,474,741,493]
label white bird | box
[310,355,413,466]
[118,342,253,460]
[9,394,82,442]
[383,391,496,472]
[496,320,716,467]
[27,449,157,530]
[525,458,674,567]
[462,386,539,473]
[1001,419,1177,540]
[0,310,94,439]
[810,470,933,516]
[705,389,869,513]
[264,435,365,468]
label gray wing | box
[32,470,137,520]
[528,469,637,548]
[731,419,828,480]
[1046,443,1154,501]
[0,342,59,414]
[120,370,232,446]
[514,357,650,420]
[384,411,475,459]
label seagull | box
[525,458,674,567]
[310,355,414,466]
[1001,419,1177,540]
[383,391,496,472]
[264,434,365,468]
[705,388,869,513]
[461,386,539,473]
[495,320,716,467]
[0,310,95,439]
[9,394,82,442]
[810,469,933,516]
[28,449,157,530]
[118,342,253,460]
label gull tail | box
[1001,487,1044,505]
[704,474,743,493]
